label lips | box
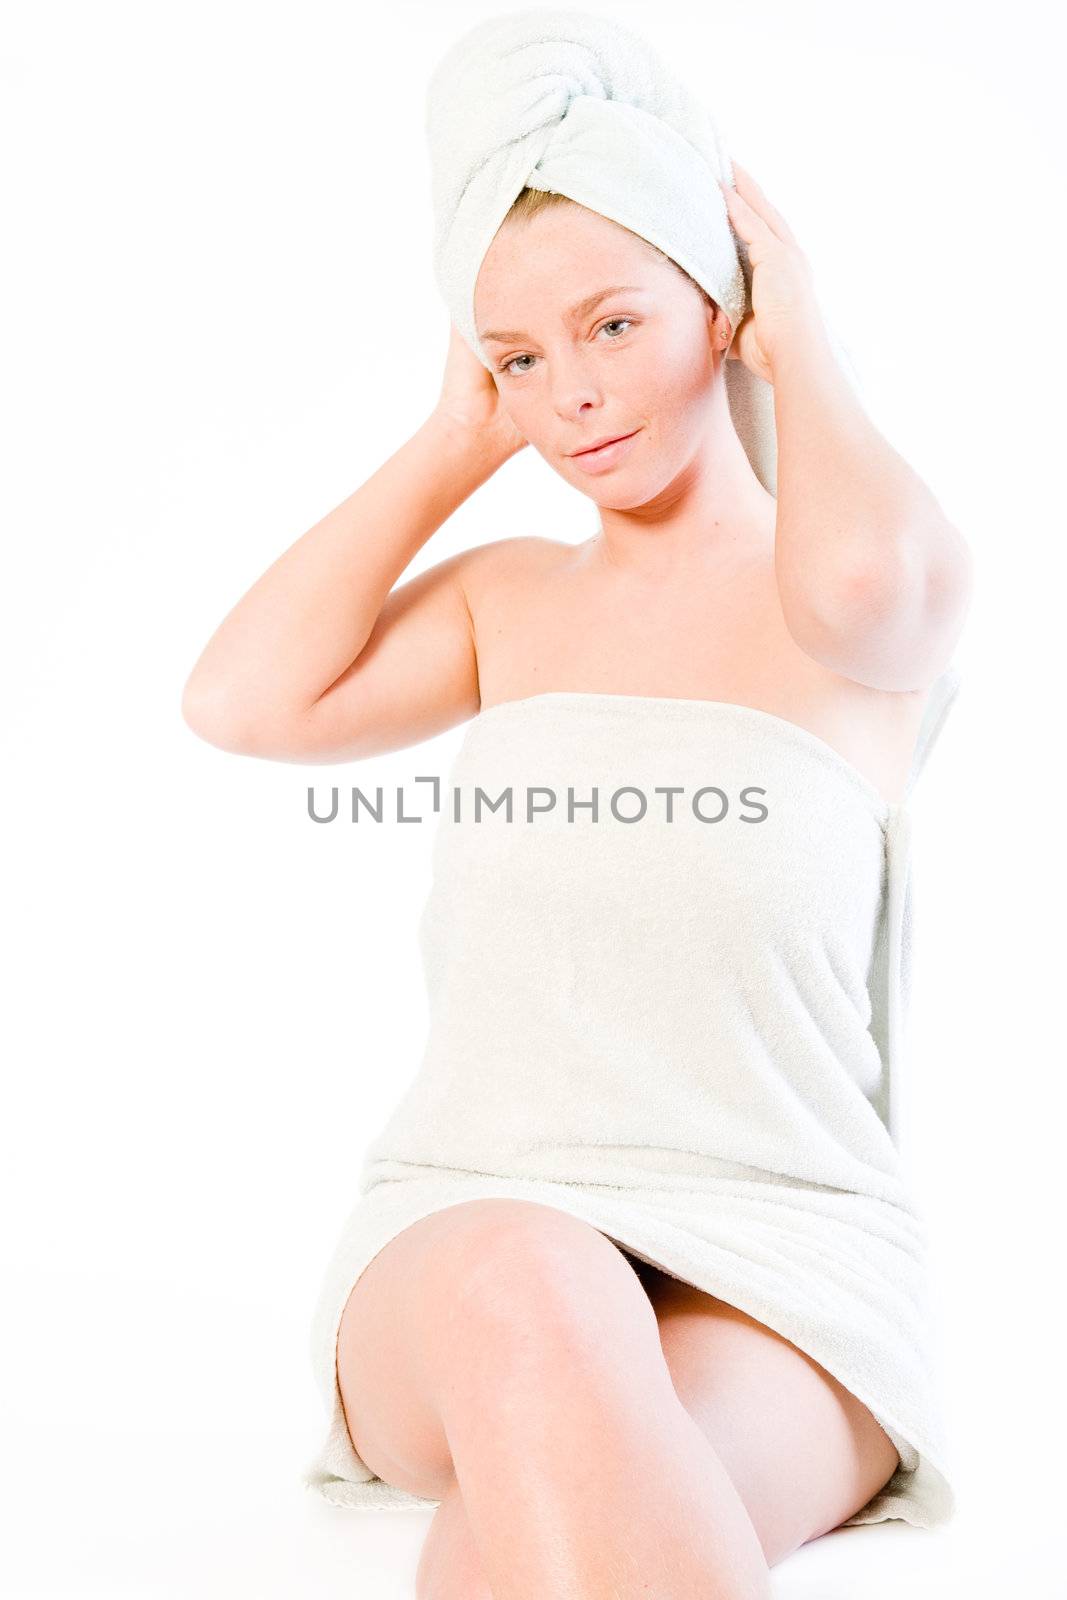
[570,429,639,457]
[567,428,642,474]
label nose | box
[548,346,606,424]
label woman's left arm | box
[720,163,973,690]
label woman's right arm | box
[181,327,527,762]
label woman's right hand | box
[431,322,530,465]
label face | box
[473,202,727,508]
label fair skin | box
[339,1199,910,1600]
[183,167,971,1596]
[182,175,970,804]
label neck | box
[588,383,776,582]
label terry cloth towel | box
[303,668,963,1527]
[424,5,863,497]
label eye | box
[498,316,637,377]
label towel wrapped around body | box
[303,676,962,1528]
[301,5,961,1535]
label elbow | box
[853,522,972,619]
[180,674,255,753]
[840,525,974,657]
[783,526,974,689]
[180,674,319,759]
[779,551,900,664]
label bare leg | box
[416,1479,494,1600]
[422,1224,773,1600]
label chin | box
[583,483,658,512]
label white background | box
[3,1,1063,1594]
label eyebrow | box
[478,285,648,345]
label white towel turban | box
[425,6,860,497]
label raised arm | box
[181,327,528,762]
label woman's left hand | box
[717,161,828,383]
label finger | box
[730,160,799,248]
[719,177,776,249]
[717,176,738,217]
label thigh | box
[642,1272,901,1565]
[335,1199,660,1503]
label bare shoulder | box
[456,534,574,614]
[456,535,589,708]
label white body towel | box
[303,671,962,1528]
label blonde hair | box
[503,186,718,313]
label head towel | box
[425,6,860,497]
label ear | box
[707,303,733,359]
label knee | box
[433,1199,654,1327]
[412,1203,662,1414]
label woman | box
[182,25,972,1600]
